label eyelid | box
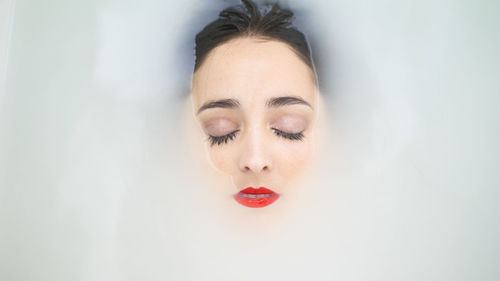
[203,118,239,137]
[272,128,305,141]
[207,129,240,146]
[269,114,308,133]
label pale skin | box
[188,36,325,204]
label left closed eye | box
[272,128,304,141]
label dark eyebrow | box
[197,98,240,115]
[266,96,312,109]
[196,95,312,115]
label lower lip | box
[233,187,280,208]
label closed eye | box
[207,128,304,147]
[272,128,304,141]
[208,130,240,146]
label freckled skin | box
[190,36,324,198]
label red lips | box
[233,187,279,208]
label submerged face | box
[190,37,321,208]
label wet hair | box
[194,0,316,76]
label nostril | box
[243,165,269,172]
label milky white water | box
[1,0,499,280]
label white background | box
[1,0,499,280]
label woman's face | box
[190,37,321,208]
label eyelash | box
[272,128,304,141]
[207,129,304,146]
[208,130,240,146]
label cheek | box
[276,140,313,176]
[207,149,234,175]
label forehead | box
[192,37,316,108]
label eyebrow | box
[197,95,312,115]
[266,96,312,108]
[197,99,240,114]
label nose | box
[238,132,272,174]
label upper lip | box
[238,187,278,195]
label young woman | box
[186,0,326,208]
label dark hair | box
[194,0,316,76]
